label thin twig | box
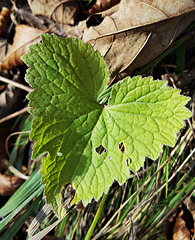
[5,130,30,157]
[8,166,29,180]
[188,118,195,139]
[70,210,81,240]
[93,138,193,239]
[0,75,32,92]
[151,173,194,231]
[169,122,194,172]
[0,107,29,124]
[100,149,195,239]
[162,61,177,88]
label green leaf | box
[22,34,191,218]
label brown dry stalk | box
[0,107,29,124]
[0,75,32,92]
[5,131,30,156]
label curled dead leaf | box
[11,1,47,30]
[0,171,26,196]
[0,25,43,71]
[51,1,79,25]
[184,196,195,237]
[27,0,79,25]
[0,158,8,171]
[83,0,195,81]
[165,202,194,240]
[0,7,10,37]
[0,39,7,63]
[172,207,193,240]
[86,0,120,15]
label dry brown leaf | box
[122,12,195,79]
[11,1,48,30]
[86,0,120,15]
[52,1,79,25]
[165,202,194,240]
[0,158,8,171]
[172,206,193,240]
[0,39,7,63]
[0,172,25,196]
[0,25,43,71]
[83,0,195,81]
[184,196,195,236]
[27,0,79,25]
[172,209,191,240]
[0,7,10,38]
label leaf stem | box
[97,81,119,103]
[85,193,107,240]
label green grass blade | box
[143,172,194,231]
[0,169,42,218]
[135,39,186,75]
[56,215,69,237]
[175,42,185,73]
[0,186,43,231]
[0,195,42,240]
[85,193,107,240]
[145,177,195,240]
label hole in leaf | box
[126,158,131,166]
[119,142,125,154]
[95,145,107,155]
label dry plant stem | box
[27,203,53,237]
[29,218,62,240]
[116,181,128,223]
[0,106,28,124]
[110,202,151,238]
[93,139,194,239]
[70,210,81,240]
[5,130,30,156]
[129,166,151,178]
[152,173,194,231]
[8,165,29,180]
[188,118,195,139]
[141,172,195,238]
[170,122,194,171]
[100,148,195,238]
[155,153,163,201]
[162,61,177,88]
[114,148,195,236]
[28,203,78,240]
[0,75,32,92]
